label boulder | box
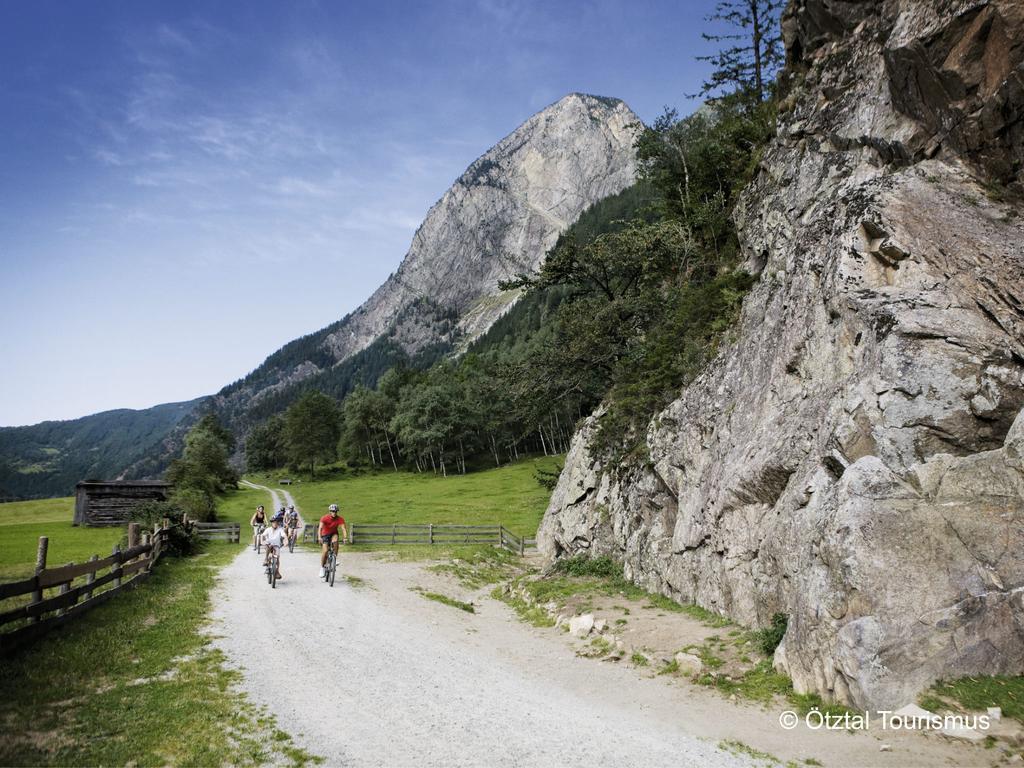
[673,652,705,676]
[569,614,595,638]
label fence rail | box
[344,523,536,555]
[0,519,176,651]
[193,521,240,543]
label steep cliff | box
[188,93,640,437]
[539,0,1024,710]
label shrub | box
[170,487,217,522]
[754,612,788,656]
[127,501,202,558]
[534,463,563,491]
[553,555,621,578]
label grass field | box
[217,484,275,527]
[248,456,561,537]
[0,498,124,582]
[0,543,317,766]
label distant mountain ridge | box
[0,400,200,500]
[1,92,641,498]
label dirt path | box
[209,545,756,767]
[213,489,988,768]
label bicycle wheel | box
[271,557,277,588]
[289,535,295,553]
[266,563,272,584]
[329,553,337,587]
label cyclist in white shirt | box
[261,518,287,580]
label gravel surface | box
[209,543,749,768]
[212,488,986,768]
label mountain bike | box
[323,542,338,587]
[266,546,279,588]
[253,523,266,553]
[288,525,297,553]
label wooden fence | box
[345,524,536,555]
[0,520,172,651]
[193,521,240,543]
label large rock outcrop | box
[539,0,1024,710]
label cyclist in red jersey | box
[318,504,348,578]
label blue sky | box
[1,0,726,427]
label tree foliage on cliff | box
[697,0,784,105]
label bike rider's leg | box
[320,538,329,567]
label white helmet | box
[328,504,339,513]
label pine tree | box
[697,0,784,104]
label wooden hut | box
[73,481,171,527]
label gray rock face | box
[322,93,640,360]
[538,0,1024,711]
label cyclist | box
[249,505,267,548]
[285,505,300,546]
[318,504,348,578]
[261,517,286,580]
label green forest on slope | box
[0,401,199,501]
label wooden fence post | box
[142,533,152,571]
[428,523,433,545]
[112,543,122,588]
[30,536,48,624]
[84,554,99,600]
[497,526,503,546]
[56,564,72,617]
[391,523,396,545]
[127,522,140,552]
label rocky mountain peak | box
[320,92,640,360]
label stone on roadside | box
[569,614,595,638]
[988,707,1002,722]
[894,703,934,719]
[593,618,607,633]
[673,652,704,676]
[940,724,987,743]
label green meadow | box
[247,456,561,537]
[0,497,123,581]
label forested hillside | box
[0,400,199,499]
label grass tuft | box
[413,588,475,613]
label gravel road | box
[209,499,748,767]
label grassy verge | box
[0,544,319,766]
[501,555,858,717]
[413,588,476,613]
[247,456,560,537]
[921,675,1024,721]
[426,546,523,588]
[0,498,123,582]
